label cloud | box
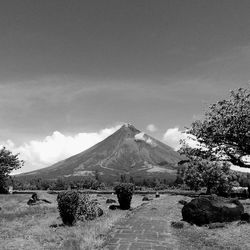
[146,124,157,132]
[134,132,156,147]
[163,127,197,150]
[0,125,121,174]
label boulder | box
[171,221,185,229]
[27,193,51,205]
[106,198,116,204]
[155,192,160,198]
[241,213,250,222]
[109,204,120,210]
[182,196,244,226]
[142,196,149,201]
[178,200,188,206]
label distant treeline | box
[8,168,250,191]
[9,172,183,191]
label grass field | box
[0,192,145,250]
[1,192,250,249]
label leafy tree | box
[183,159,237,195]
[182,88,250,167]
[0,147,24,193]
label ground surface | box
[103,195,250,250]
[1,192,250,250]
[0,192,144,250]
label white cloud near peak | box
[0,125,121,174]
[163,127,197,150]
[146,124,157,132]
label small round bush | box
[57,191,79,226]
[114,183,134,210]
[77,194,102,221]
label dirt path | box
[103,195,181,250]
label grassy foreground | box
[0,192,144,250]
[1,192,250,249]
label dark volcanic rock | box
[27,193,51,205]
[109,205,120,210]
[106,198,116,204]
[171,221,185,229]
[241,213,250,222]
[178,200,188,205]
[182,196,244,226]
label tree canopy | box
[182,88,250,168]
[0,147,24,193]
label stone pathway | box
[103,195,180,250]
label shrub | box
[57,191,103,226]
[76,194,103,221]
[57,191,79,226]
[114,183,134,210]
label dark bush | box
[57,191,79,226]
[114,183,134,210]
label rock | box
[142,196,149,201]
[40,199,52,204]
[237,221,248,225]
[106,198,116,204]
[241,213,250,222]
[109,204,120,210]
[27,198,36,205]
[182,196,244,226]
[179,200,188,205]
[208,222,226,229]
[155,192,160,198]
[27,193,51,205]
[32,193,39,201]
[171,221,184,229]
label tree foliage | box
[183,88,250,167]
[0,147,24,193]
[183,160,238,195]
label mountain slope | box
[20,124,183,182]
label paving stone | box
[129,243,152,250]
[118,244,130,250]
[103,196,179,250]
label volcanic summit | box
[22,124,183,182]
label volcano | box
[21,124,183,183]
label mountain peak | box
[120,123,140,133]
[122,123,134,128]
[19,123,183,182]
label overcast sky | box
[0,0,249,173]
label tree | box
[183,159,237,195]
[183,88,250,168]
[0,147,24,193]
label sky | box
[0,0,249,173]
